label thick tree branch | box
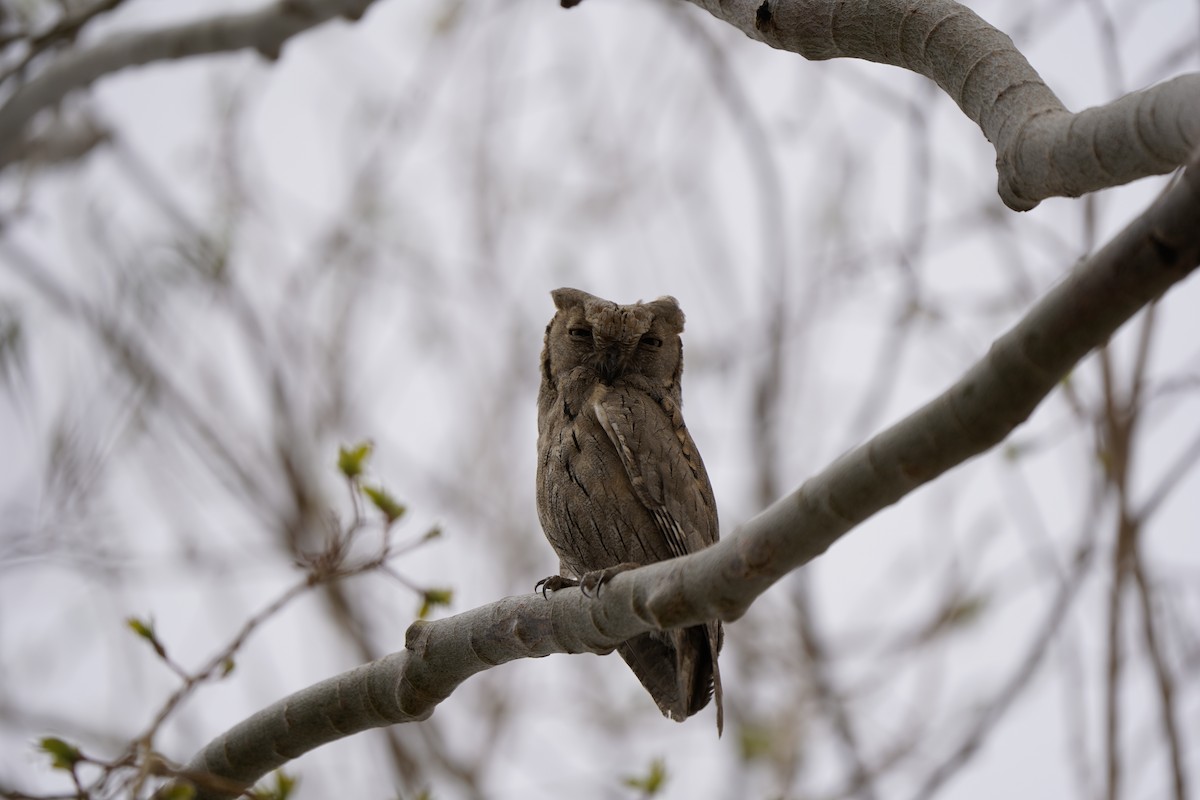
[684,0,1199,210]
[1,0,1194,207]
[0,0,377,169]
[182,151,1200,799]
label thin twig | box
[1130,550,1188,800]
[906,538,1096,800]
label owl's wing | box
[592,388,718,558]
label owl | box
[535,287,723,732]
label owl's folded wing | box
[591,388,718,559]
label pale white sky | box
[1,1,1198,798]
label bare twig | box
[0,0,378,168]
[906,536,1095,800]
[0,0,128,86]
[1103,515,1131,800]
[794,576,878,800]
[1130,550,1189,800]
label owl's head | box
[543,287,686,387]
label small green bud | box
[622,758,667,795]
[418,588,453,619]
[127,616,167,659]
[362,485,406,524]
[158,781,197,800]
[38,737,83,770]
[337,441,373,480]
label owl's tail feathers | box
[617,632,691,722]
[707,620,724,737]
[616,625,721,733]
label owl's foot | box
[535,575,578,598]
[578,562,640,597]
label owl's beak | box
[599,345,623,384]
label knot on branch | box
[404,619,431,656]
[754,1,774,32]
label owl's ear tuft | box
[551,287,594,311]
[647,296,685,333]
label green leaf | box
[127,616,154,639]
[418,588,453,619]
[337,441,373,480]
[127,616,167,659]
[38,737,83,770]
[221,657,236,677]
[622,758,667,795]
[362,485,406,524]
[158,781,197,800]
[423,525,443,541]
[273,770,298,800]
[247,770,298,800]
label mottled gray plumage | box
[535,287,723,733]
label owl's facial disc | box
[561,299,660,385]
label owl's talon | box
[579,563,639,597]
[535,575,578,598]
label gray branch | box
[182,150,1200,799]
[686,0,1199,210]
[0,0,1195,205]
[0,0,377,168]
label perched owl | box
[535,287,723,733]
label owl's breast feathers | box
[589,383,718,557]
[536,378,717,577]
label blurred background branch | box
[0,1,1197,799]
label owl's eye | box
[568,327,593,340]
[640,335,663,348]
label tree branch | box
[683,0,1199,210]
[2,0,1194,208]
[181,150,1200,799]
[0,0,377,169]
